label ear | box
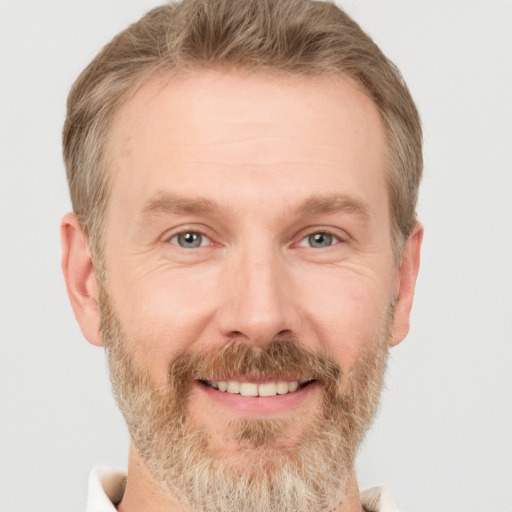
[61,213,102,346]
[389,222,423,347]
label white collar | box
[86,468,125,512]
[86,467,400,512]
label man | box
[60,0,422,510]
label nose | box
[215,247,301,347]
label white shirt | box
[86,467,400,512]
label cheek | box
[298,270,392,370]
[107,266,220,382]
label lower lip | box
[195,381,318,416]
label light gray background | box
[1,1,511,511]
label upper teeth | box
[206,380,300,397]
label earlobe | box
[389,222,423,347]
[61,213,102,346]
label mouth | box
[197,379,315,397]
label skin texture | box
[61,71,422,512]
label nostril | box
[226,330,244,340]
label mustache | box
[166,338,343,393]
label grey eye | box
[171,231,206,248]
[307,232,334,248]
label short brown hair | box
[63,0,422,262]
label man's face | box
[91,71,411,510]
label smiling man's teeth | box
[205,380,302,397]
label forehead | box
[104,70,388,219]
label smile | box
[200,379,312,397]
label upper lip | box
[197,377,314,384]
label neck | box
[117,443,364,512]
[117,444,185,512]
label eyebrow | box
[296,194,370,221]
[141,192,370,221]
[142,195,218,217]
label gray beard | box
[99,285,391,512]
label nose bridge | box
[217,239,298,345]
